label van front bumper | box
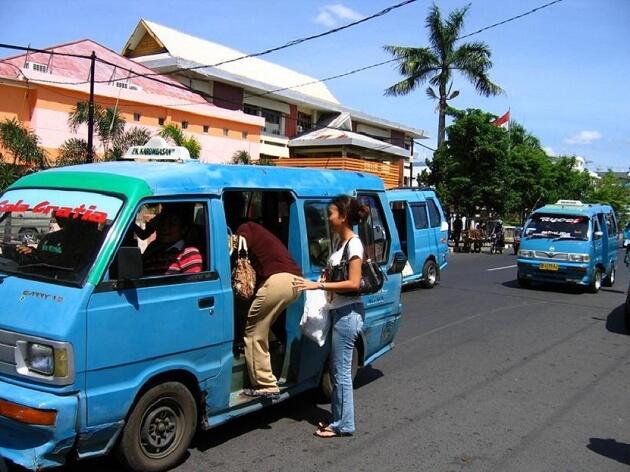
[0,380,78,470]
[517,259,591,285]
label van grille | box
[0,329,17,375]
[534,251,569,260]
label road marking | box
[487,264,517,272]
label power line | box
[457,0,565,40]
[115,0,418,81]
[0,42,93,59]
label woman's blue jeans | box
[329,302,364,434]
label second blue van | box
[387,188,448,288]
[517,200,619,292]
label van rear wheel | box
[588,268,602,294]
[115,382,197,472]
[603,266,615,287]
[421,260,439,289]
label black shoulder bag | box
[329,237,386,296]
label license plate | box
[539,263,559,271]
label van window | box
[427,199,441,228]
[110,201,208,280]
[0,188,122,285]
[305,202,333,267]
[411,203,429,229]
[605,213,617,235]
[358,194,390,264]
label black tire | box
[321,346,359,402]
[115,382,197,472]
[588,268,602,294]
[603,266,615,287]
[421,260,439,289]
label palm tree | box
[0,118,47,168]
[158,123,201,159]
[384,4,503,146]
[68,101,126,159]
[109,127,152,160]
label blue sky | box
[1,0,628,171]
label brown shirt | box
[236,222,301,280]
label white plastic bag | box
[300,289,330,347]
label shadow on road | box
[587,437,630,465]
[605,304,628,335]
[501,279,584,294]
[354,365,383,390]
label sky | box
[1,0,628,171]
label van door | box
[604,212,618,274]
[85,198,233,428]
[426,198,443,256]
[409,202,433,276]
[593,215,604,269]
[357,193,399,359]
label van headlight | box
[27,343,54,375]
[15,338,73,384]
[569,253,590,262]
[518,249,535,258]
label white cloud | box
[565,130,602,145]
[543,146,556,157]
[315,4,364,27]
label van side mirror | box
[594,231,603,240]
[116,247,143,280]
[388,251,407,275]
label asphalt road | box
[19,248,630,471]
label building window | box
[261,108,282,135]
[133,113,141,122]
[182,121,189,130]
[243,104,259,117]
[158,117,165,126]
[297,112,312,133]
[242,131,248,140]
[203,125,209,133]
[223,128,229,137]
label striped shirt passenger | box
[143,240,203,276]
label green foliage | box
[109,127,152,161]
[0,163,24,191]
[56,138,92,167]
[158,124,201,159]
[256,156,276,166]
[231,150,251,164]
[587,170,630,223]
[384,3,502,145]
[429,109,510,216]
[0,118,47,168]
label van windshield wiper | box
[19,263,74,272]
[525,232,560,239]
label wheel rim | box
[139,398,183,459]
[427,265,437,284]
[594,271,602,290]
[610,268,615,284]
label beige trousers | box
[244,272,299,391]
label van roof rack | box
[389,186,435,191]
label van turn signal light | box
[0,399,57,426]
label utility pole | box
[86,51,96,163]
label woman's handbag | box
[232,236,256,300]
[329,238,386,296]
[299,289,330,347]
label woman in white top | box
[295,195,369,438]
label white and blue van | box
[387,188,448,288]
[517,200,619,292]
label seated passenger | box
[142,210,203,276]
[17,212,70,265]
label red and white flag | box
[491,110,510,128]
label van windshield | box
[0,189,123,285]
[523,213,590,241]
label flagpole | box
[507,107,511,156]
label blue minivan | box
[387,188,448,288]
[0,158,406,471]
[517,200,619,292]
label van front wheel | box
[116,382,197,472]
[588,268,602,294]
[421,260,439,289]
[603,266,615,287]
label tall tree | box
[68,101,126,159]
[158,124,201,159]
[587,170,630,223]
[384,4,502,146]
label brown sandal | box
[313,428,352,438]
